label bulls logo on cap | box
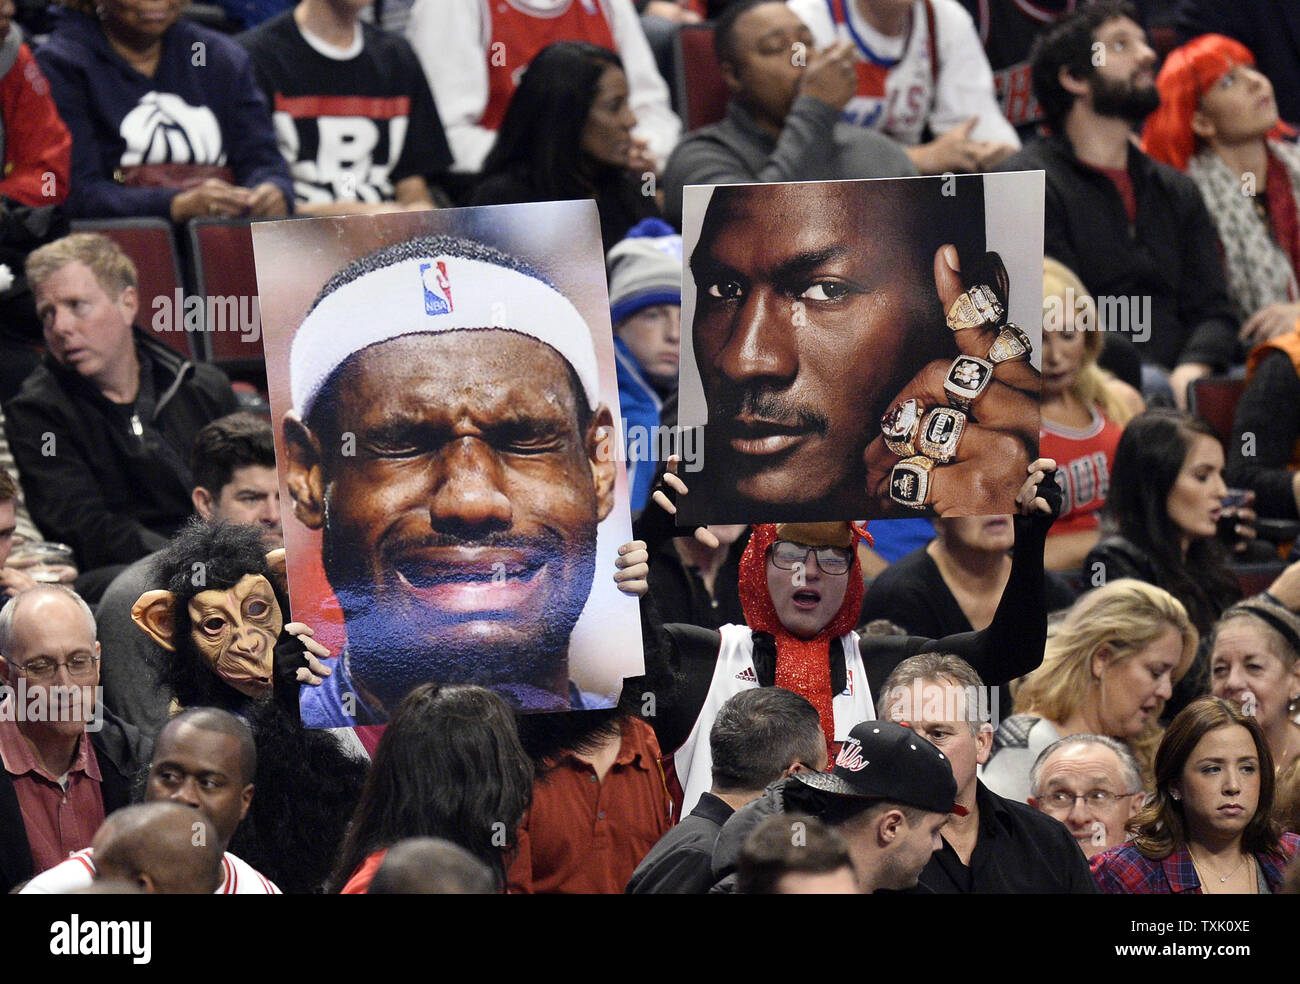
[835,737,868,773]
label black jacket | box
[1226,348,1300,520]
[997,134,1239,371]
[918,780,1097,893]
[3,329,239,570]
[708,778,791,894]
[626,790,733,894]
[0,707,150,893]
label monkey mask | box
[133,574,285,700]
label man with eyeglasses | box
[664,520,878,815]
[1028,733,1146,858]
[647,457,1061,818]
[0,584,148,893]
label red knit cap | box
[1141,34,1287,170]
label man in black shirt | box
[626,687,826,893]
[996,1,1238,407]
[239,0,452,214]
[876,652,1097,893]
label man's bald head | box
[93,803,223,894]
[0,583,97,651]
[0,585,101,737]
[367,837,499,894]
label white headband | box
[290,254,601,418]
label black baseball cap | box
[791,720,967,816]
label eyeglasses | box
[768,541,853,576]
[1038,789,1139,814]
[8,654,100,683]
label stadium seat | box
[70,217,192,359]
[675,23,728,132]
[186,218,268,392]
[1188,376,1246,448]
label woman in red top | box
[330,683,533,894]
[1142,34,1300,345]
[1091,696,1299,894]
[1039,258,1143,571]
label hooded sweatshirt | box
[35,8,292,218]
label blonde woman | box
[981,579,1197,805]
[1039,258,1144,571]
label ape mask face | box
[133,574,284,700]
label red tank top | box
[481,0,618,131]
[1039,405,1122,535]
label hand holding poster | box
[675,172,1045,524]
[253,201,644,727]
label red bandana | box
[738,524,867,759]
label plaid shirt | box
[1091,833,1300,894]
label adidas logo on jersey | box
[734,666,758,683]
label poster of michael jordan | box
[675,172,1044,525]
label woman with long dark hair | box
[1091,696,1299,893]
[331,683,534,893]
[471,41,659,251]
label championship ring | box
[917,407,967,464]
[945,284,1005,332]
[889,456,936,509]
[944,355,994,410]
[881,398,924,457]
[986,323,1032,365]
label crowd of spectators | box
[2,0,1300,898]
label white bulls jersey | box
[673,623,876,815]
[20,847,281,894]
[787,0,1019,148]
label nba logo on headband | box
[420,261,454,316]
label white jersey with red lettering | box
[673,623,876,817]
[19,847,281,894]
[787,0,1018,148]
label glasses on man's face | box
[8,654,100,683]
[1039,788,1138,815]
[768,541,853,576]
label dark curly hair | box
[153,519,289,711]
[1030,0,1141,133]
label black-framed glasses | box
[8,654,100,683]
[1039,789,1139,814]
[768,541,852,576]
